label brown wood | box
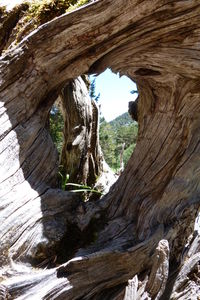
[0,0,200,299]
[59,76,103,187]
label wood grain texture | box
[0,0,200,299]
[59,76,103,186]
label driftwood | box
[0,0,200,299]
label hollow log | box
[0,0,200,299]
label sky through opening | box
[90,69,137,122]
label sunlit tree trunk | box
[0,1,200,299]
[59,76,103,186]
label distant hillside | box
[109,112,133,127]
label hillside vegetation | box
[99,113,138,171]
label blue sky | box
[91,69,137,121]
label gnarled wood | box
[59,76,103,186]
[57,75,115,194]
[1,0,200,299]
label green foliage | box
[12,0,90,44]
[99,112,138,171]
[49,91,137,180]
[0,5,6,17]
[59,169,69,190]
[67,0,90,12]
[59,172,103,197]
[99,118,117,169]
[130,90,138,95]
[49,104,64,155]
[24,0,84,25]
[66,183,103,195]
[123,143,135,166]
[89,78,100,102]
[109,112,133,127]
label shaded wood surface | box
[0,0,200,299]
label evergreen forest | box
[99,113,138,171]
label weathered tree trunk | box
[59,76,103,186]
[0,0,200,299]
[57,75,115,194]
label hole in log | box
[41,70,140,265]
[46,71,139,191]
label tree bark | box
[59,76,103,187]
[57,75,115,195]
[0,0,200,299]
